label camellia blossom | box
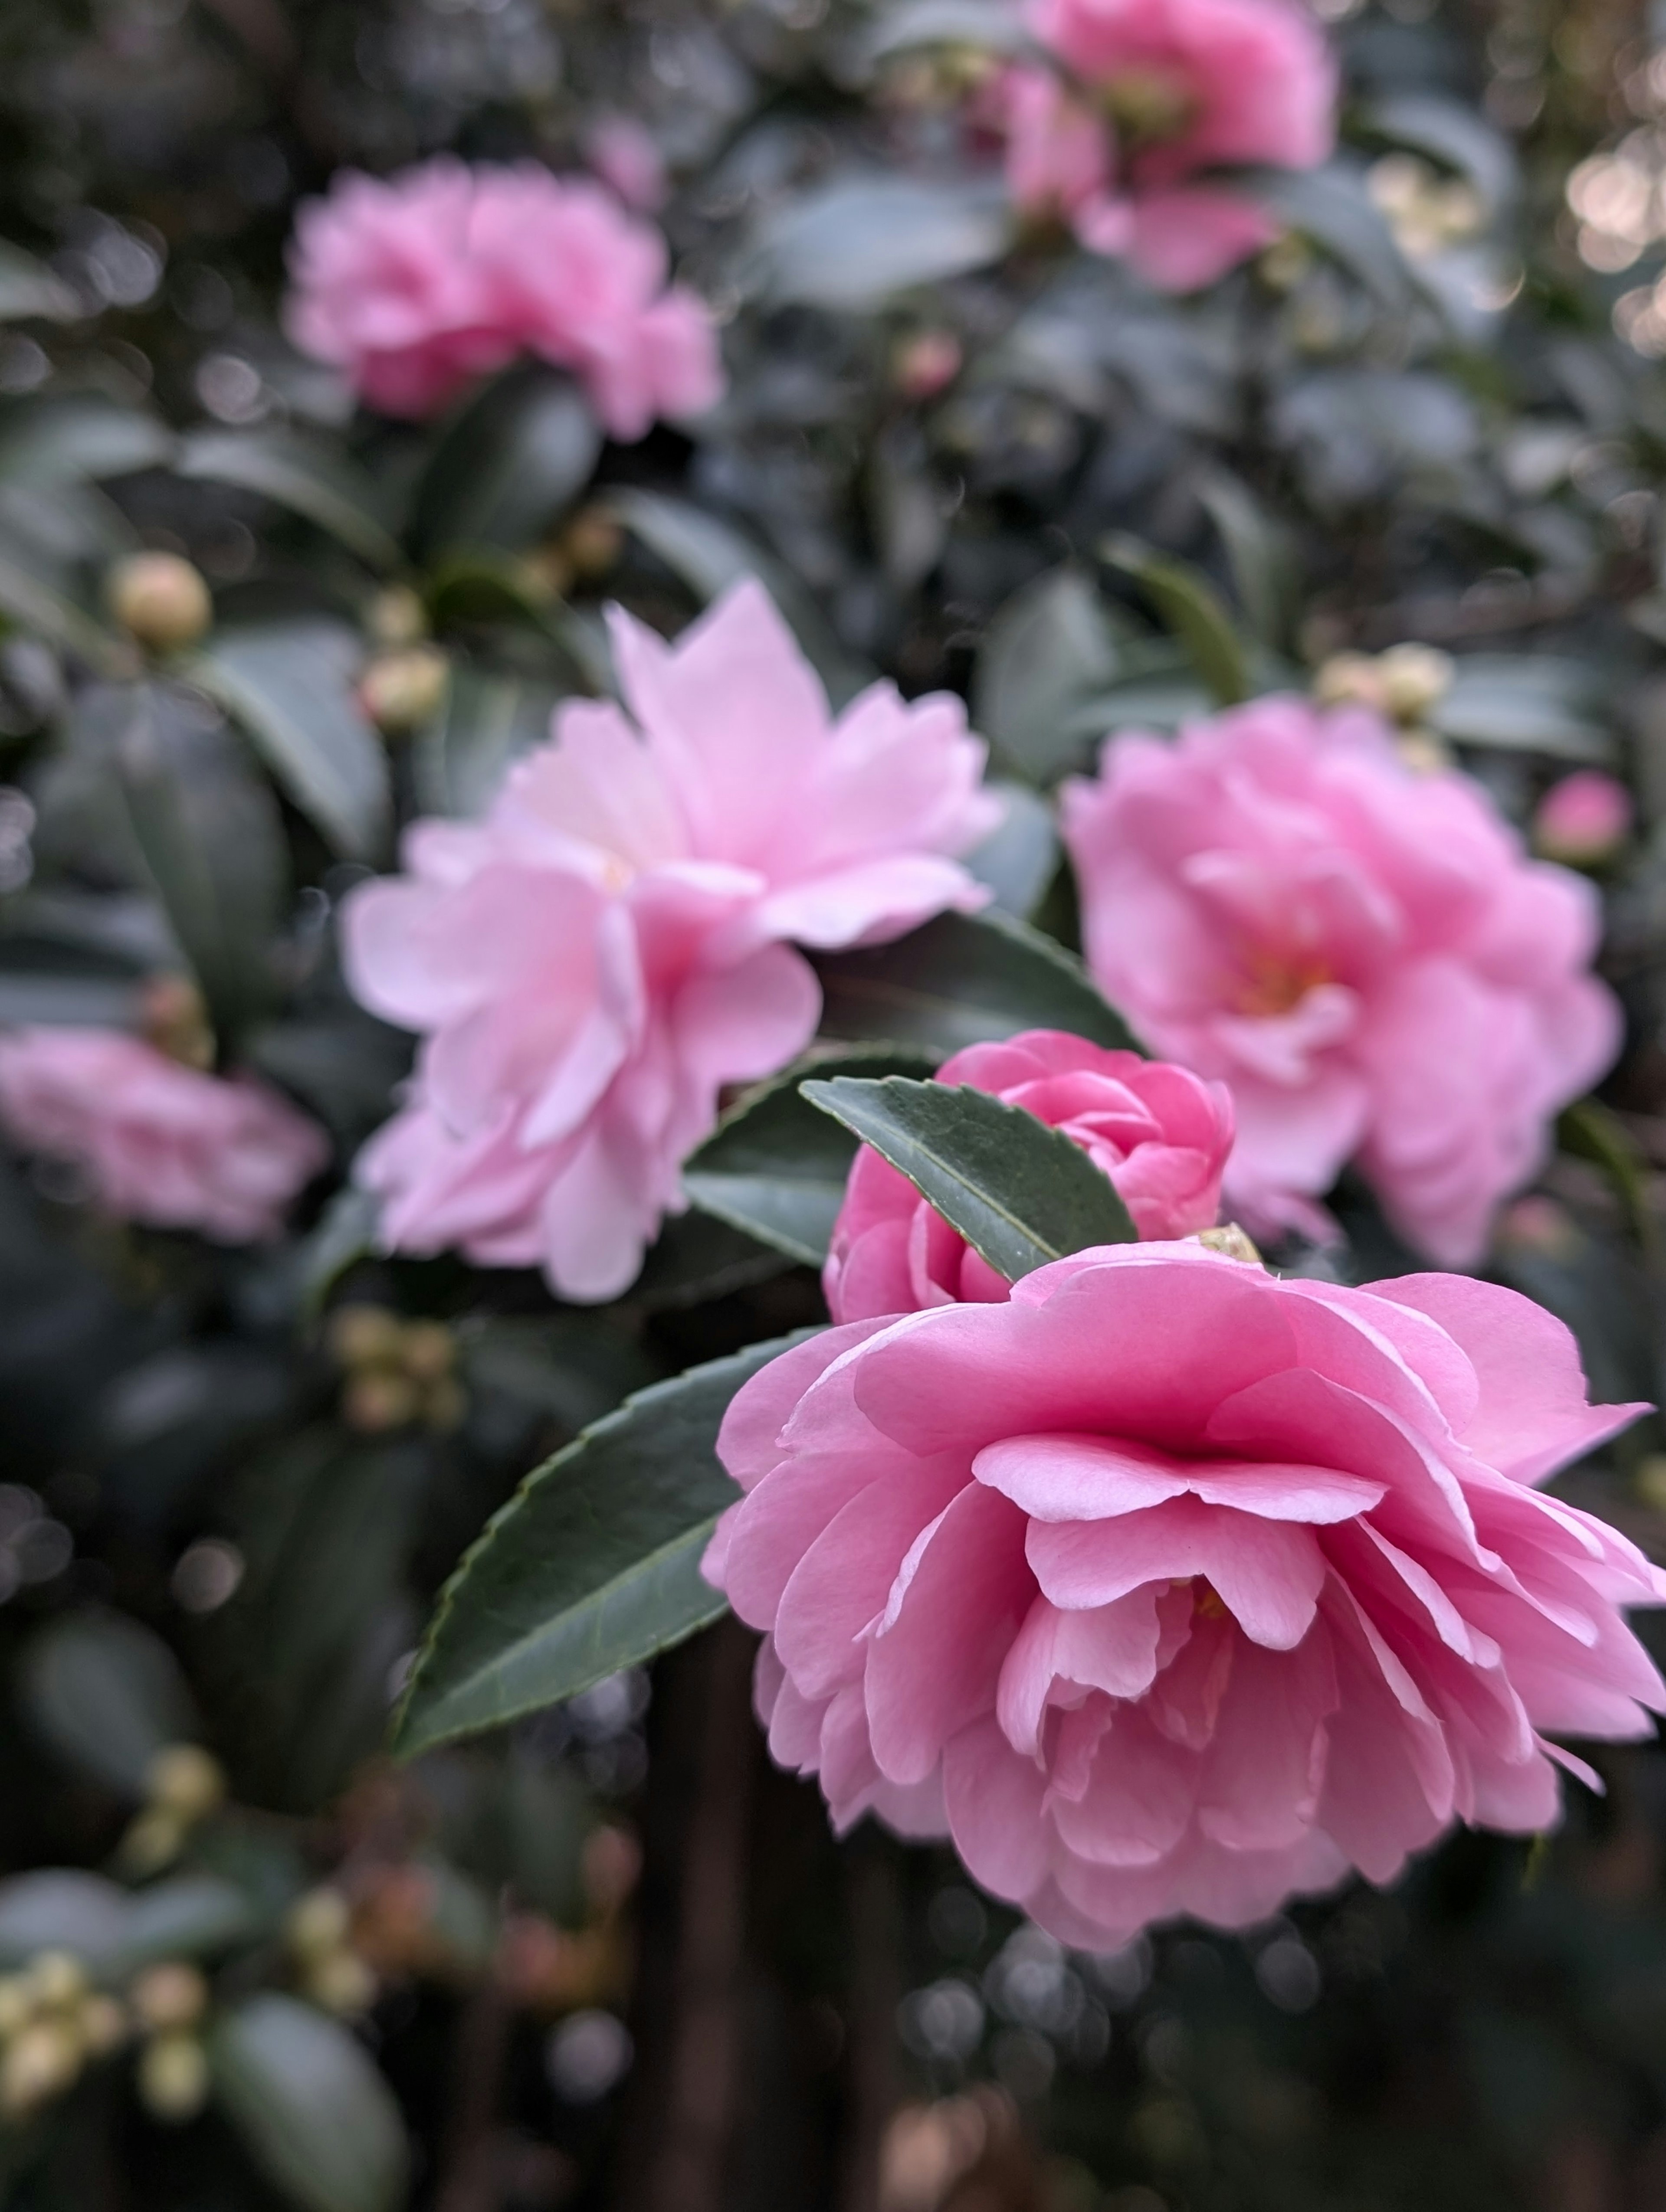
[705,1241,1666,1946]
[284,157,722,435]
[1060,696,1622,1266]
[342,580,999,1302]
[1532,771,1633,870]
[824,1031,1234,1322]
[989,0,1337,290]
[0,1027,328,1241]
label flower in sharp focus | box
[987,0,1337,291]
[704,1244,1665,1948]
[1060,696,1621,1266]
[824,1032,1234,1323]
[342,579,1000,1303]
[283,157,722,435]
[0,1029,329,1242]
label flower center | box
[1102,69,1196,146]
[1233,948,1331,1018]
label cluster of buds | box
[879,42,997,109]
[106,553,213,653]
[517,505,626,604]
[118,1744,227,1879]
[356,586,449,737]
[1313,643,1455,772]
[495,1826,641,2016]
[1368,153,1487,261]
[327,1305,465,1433]
[285,1888,378,2017]
[129,1963,210,2123]
[0,1952,124,2123]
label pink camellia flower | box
[989,0,1336,289]
[1532,771,1633,870]
[284,157,722,436]
[1061,697,1622,1267]
[824,1031,1233,1322]
[0,1027,328,1241]
[343,580,999,1302]
[705,1241,1666,1946]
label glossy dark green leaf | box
[1099,533,1250,707]
[860,0,1032,65]
[972,566,1125,785]
[211,1995,410,2212]
[0,486,134,675]
[412,663,564,818]
[803,1074,1135,1283]
[1362,91,1515,212]
[811,908,1138,1056]
[1431,654,1612,763]
[178,426,403,572]
[113,1877,260,1973]
[20,1610,200,1796]
[191,620,392,859]
[684,1045,940,1265]
[1253,164,1416,311]
[609,487,869,707]
[0,395,176,486]
[0,1873,130,1973]
[111,682,287,1037]
[410,363,602,560]
[392,1332,819,1757]
[1196,468,1301,654]
[746,176,1015,310]
[630,1208,790,1310]
[291,1186,383,1322]
[965,782,1060,919]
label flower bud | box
[131,1963,207,2035]
[1532,770,1633,868]
[145,1744,226,1823]
[892,331,963,402]
[1312,651,1388,715]
[77,1994,127,2058]
[139,973,215,1072]
[137,2031,209,2123]
[358,645,449,736]
[107,554,213,652]
[304,1949,377,2017]
[327,1303,407,1372]
[1196,1223,1263,1266]
[287,1888,352,1961]
[24,1953,86,2012]
[118,1807,186,1879]
[0,2019,81,2116]
[562,507,624,580]
[1375,642,1454,722]
[344,1370,420,1433]
[368,584,428,648]
[398,1319,455,1386]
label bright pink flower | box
[0,1027,328,1241]
[284,157,722,436]
[343,581,998,1302]
[1532,771,1633,869]
[1061,697,1621,1266]
[990,0,1335,288]
[705,1242,1665,1946]
[824,1032,1233,1322]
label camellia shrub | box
[3,1,1666,2209]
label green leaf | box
[20,1609,199,1797]
[413,662,564,817]
[802,1075,1136,1283]
[0,395,176,486]
[1430,655,1612,763]
[1195,468,1301,654]
[630,1209,791,1309]
[410,363,602,561]
[291,1186,383,1323]
[177,426,403,573]
[0,243,78,323]
[113,1877,260,1973]
[1361,91,1515,213]
[0,1874,130,1974]
[745,176,1015,310]
[609,487,869,707]
[684,1045,940,1265]
[392,1332,819,1758]
[811,907,1138,1056]
[859,0,1033,65]
[211,1995,410,2212]
[1253,164,1416,311]
[190,620,392,860]
[972,566,1125,785]
[964,781,1060,919]
[0,486,134,675]
[110,682,287,1037]
[1099,533,1250,707]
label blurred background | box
[4,0,1666,2208]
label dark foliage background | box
[1,2,1666,2209]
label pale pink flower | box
[990,0,1336,289]
[824,1032,1233,1322]
[284,157,722,436]
[1061,697,1621,1266]
[705,1242,1665,1946]
[0,1027,328,1242]
[342,580,998,1302]
[1532,771,1633,869]
[585,117,668,212]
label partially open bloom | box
[343,580,997,1302]
[1061,697,1621,1266]
[705,1243,1664,1946]
[990,0,1336,289]
[0,1027,328,1241]
[824,1032,1233,1322]
[285,157,721,435]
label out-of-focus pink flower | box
[824,1032,1233,1322]
[1061,697,1622,1266]
[342,580,999,1302]
[0,1027,328,1241]
[284,157,722,436]
[1532,771,1633,869]
[585,117,668,212]
[893,330,964,400]
[987,0,1336,289]
[705,1242,1664,1946]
